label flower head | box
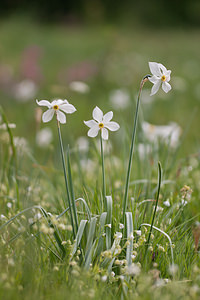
[148,62,171,96]
[36,99,76,124]
[84,106,120,140]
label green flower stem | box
[100,133,106,209]
[57,119,75,239]
[66,145,79,232]
[122,75,150,224]
[145,161,162,258]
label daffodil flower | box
[84,106,120,140]
[148,62,171,96]
[36,99,76,124]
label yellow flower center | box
[161,75,166,82]
[53,105,59,110]
[99,122,104,129]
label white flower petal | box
[52,99,65,107]
[103,111,113,123]
[148,75,159,84]
[63,99,69,104]
[57,110,66,124]
[60,103,76,114]
[101,128,108,140]
[93,106,103,122]
[150,81,161,96]
[36,100,51,108]
[87,125,99,138]
[149,62,162,77]
[162,82,171,93]
[84,120,98,128]
[158,63,168,74]
[104,121,120,131]
[42,109,54,123]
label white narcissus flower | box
[36,99,76,124]
[148,62,171,96]
[84,106,120,140]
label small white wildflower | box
[135,230,141,236]
[0,123,16,130]
[169,264,179,276]
[126,263,141,276]
[7,202,12,208]
[109,89,130,110]
[141,121,181,148]
[76,136,89,152]
[15,79,38,101]
[111,271,115,277]
[101,275,107,282]
[158,245,165,252]
[36,99,76,124]
[66,225,73,231]
[8,258,15,266]
[163,199,170,207]
[148,62,171,96]
[84,106,120,140]
[153,205,164,212]
[36,128,53,148]
[0,214,6,220]
[119,223,124,229]
[69,81,89,93]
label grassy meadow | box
[0,16,200,299]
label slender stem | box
[145,162,162,256]
[66,145,79,232]
[100,133,106,209]
[57,119,75,239]
[122,75,150,223]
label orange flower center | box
[161,75,166,82]
[53,105,59,110]
[99,123,104,129]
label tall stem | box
[122,75,150,224]
[146,162,162,249]
[100,133,106,209]
[57,119,75,239]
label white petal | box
[103,111,113,123]
[93,106,103,122]
[57,110,66,124]
[165,70,171,81]
[42,109,54,123]
[52,99,65,106]
[162,82,171,93]
[36,99,51,108]
[101,128,108,140]
[158,63,168,74]
[60,103,76,114]
[104,121,120,131]
[63,99,69,104]
[87,125,99,138]
[150,81,161,96]
[149,62,162,77]
[84,120,98,128]
[148,75,159,84]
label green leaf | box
[105,196,112,249]
[71,219,88,257]
[126,212,133,266]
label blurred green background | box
[0,1,200,159]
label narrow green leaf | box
[85,217,97,260]
[105,196,112,249]
[71,219,87,257]
[126,212,133,266]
